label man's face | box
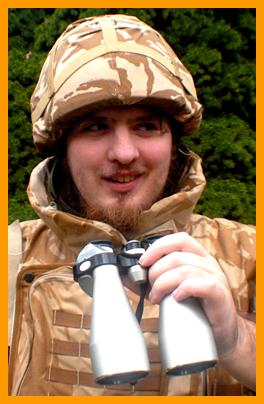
[66,106,173,231]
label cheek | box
[66,139,99,175]
[146,139,172,173]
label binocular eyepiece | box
[73,238,218,386]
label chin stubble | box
[85,202,143,235]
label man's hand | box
[139,233,256,390]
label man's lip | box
[104,171,142,182]
[103,172,142,192]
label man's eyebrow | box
[77,116,108,125]
[133,114,158,121]
[75,112,161,126]
[82,115,107,121]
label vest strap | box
[8,220,22,346]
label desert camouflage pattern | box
[31,14,202,154]
[8,153,255,396]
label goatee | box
[85,202,143,237]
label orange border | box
[4,0,262,7]
[3,2,260,403]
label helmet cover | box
[31,14,203,154]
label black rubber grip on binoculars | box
[123,240,142,251]
[73,251,142,282]
[73,252,118,281]
[117,252,142,273]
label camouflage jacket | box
[8,153,256,396]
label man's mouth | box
[111,175,138,183]
[103,172,142,193]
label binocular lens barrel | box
[90,263,150,385]
[159,294,218,375]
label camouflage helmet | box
[31,14,203,154]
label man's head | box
[60,105,173,233]
[31,14,201,234]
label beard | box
[85,202,143,236]
[53,142,187,236]
[53,157,144,236]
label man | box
[8,14,255,396]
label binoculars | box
[73,238,218,386]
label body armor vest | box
[8,155,256,396]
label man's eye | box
[79,122,109,132]
[135,122,161,133]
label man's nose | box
[107,126,139,164]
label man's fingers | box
[149,266,207,304]
[147,251,212,286]
[140,233,209,267]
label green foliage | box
[182,115,255,223]
[195,178,255,224]
[183,115,255,181]
[8,196,38,224]
[8,8,256,225]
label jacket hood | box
[27,152,206,252]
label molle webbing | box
[53,309,158,331]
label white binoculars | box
[73,239,218,386]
